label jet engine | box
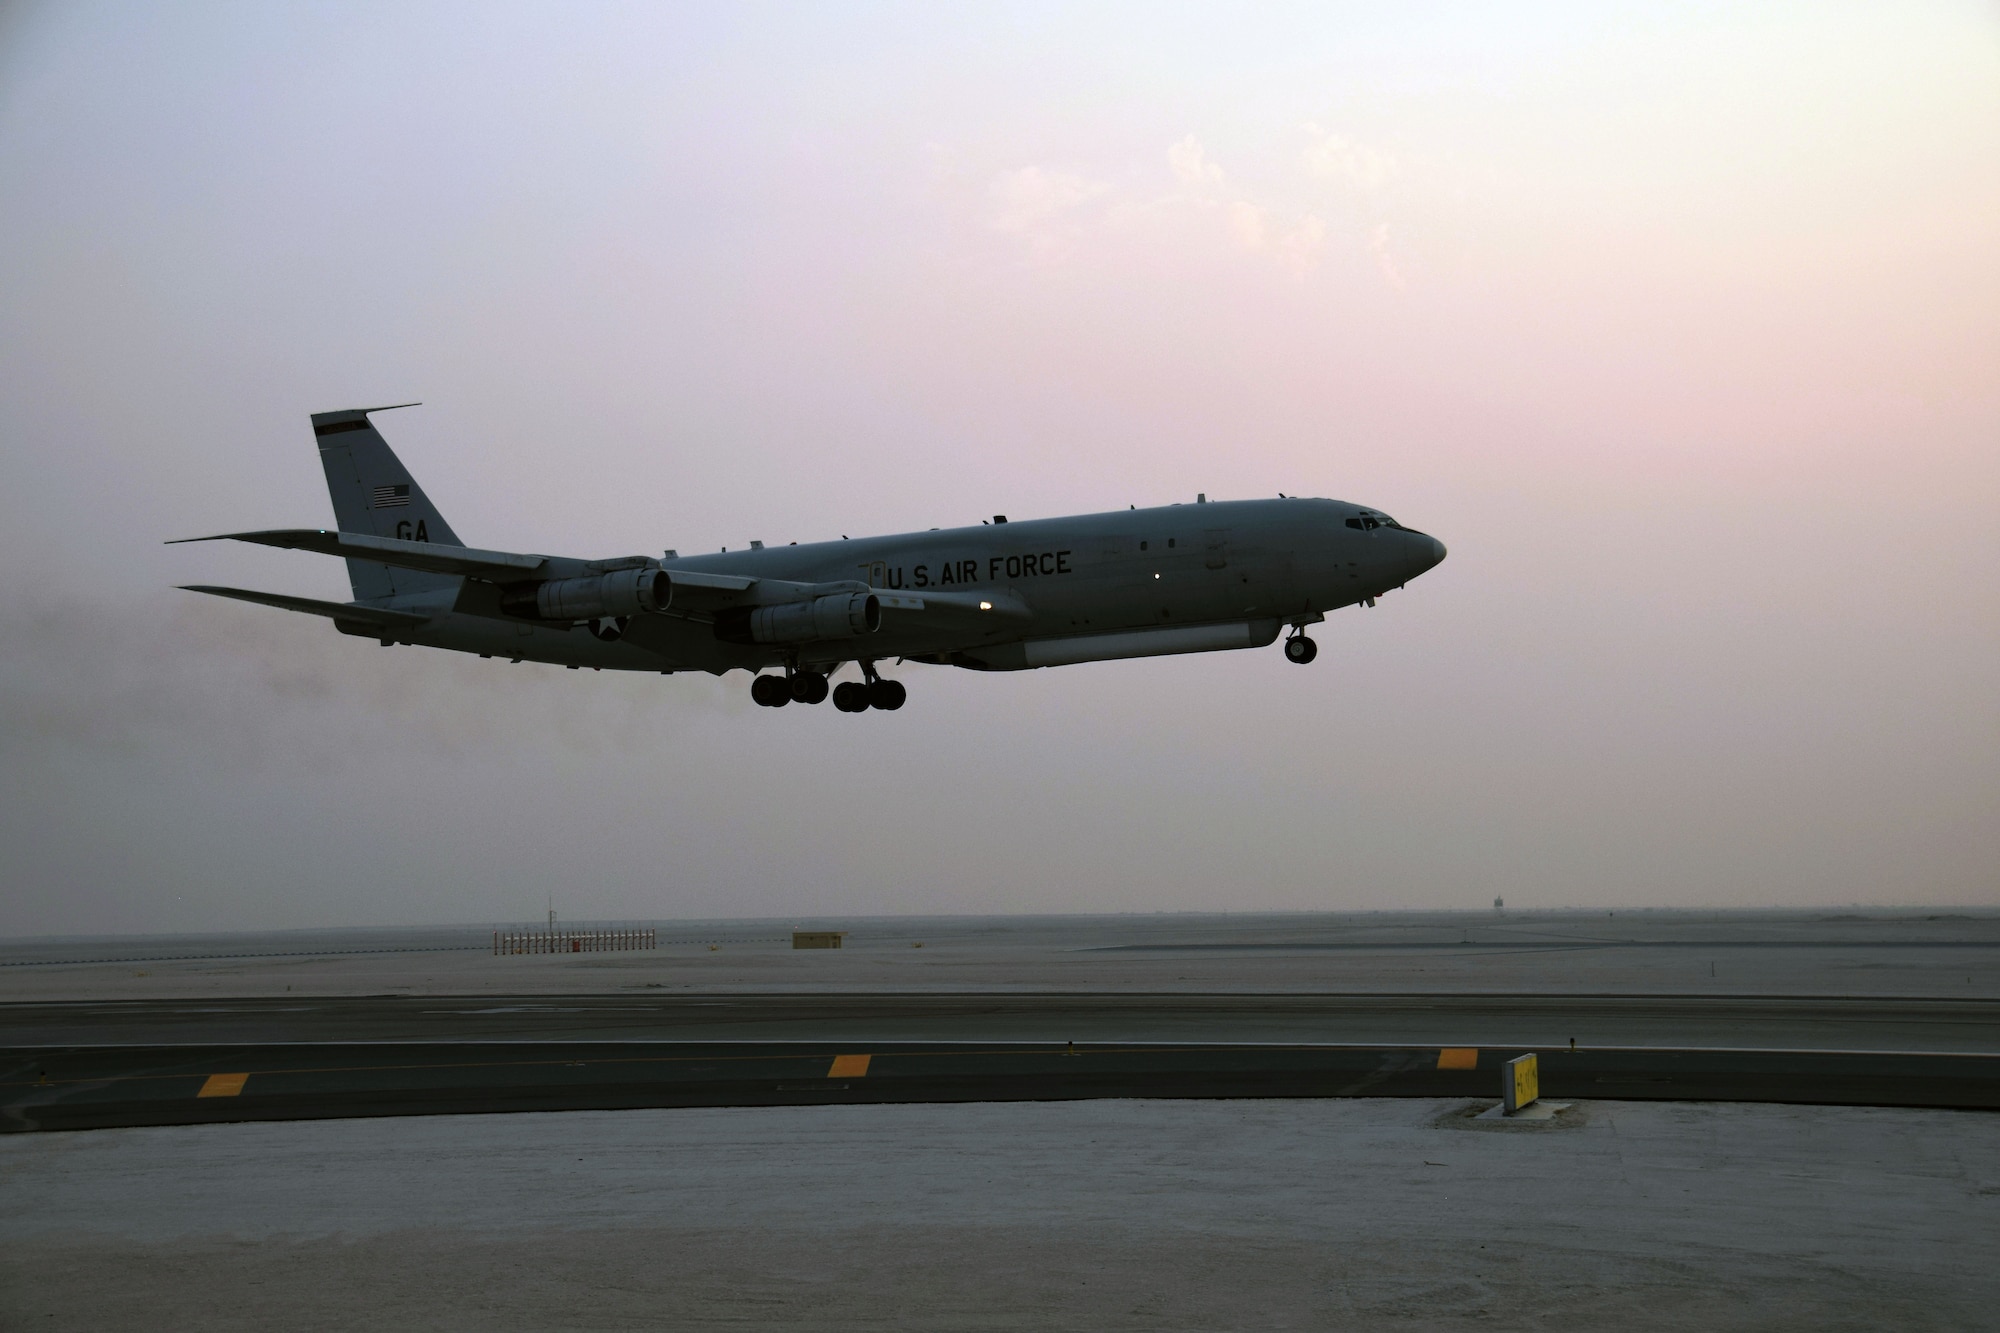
[499,568,671,621]
[715,592,881,644]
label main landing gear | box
[834,678,906,712]
[750,662,905,711]
[834,659,905,712]
[750,670,828,707]
[1284,632,1318,665]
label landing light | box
[979,600,992,610]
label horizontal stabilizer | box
[169,529,549,582]
[179,585,432,631]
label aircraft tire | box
[751,674,789,707]
[792,671,830,705]
[832,681,870,712]
[867,679,907,711]
[1284,635,1318,665]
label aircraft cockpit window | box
[1346,511,1400,531]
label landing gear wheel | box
[1284,635,1318,665]
[832,681,871,712]
[790,671,829,705]
[751,674,790,707]
[867,679,907,711]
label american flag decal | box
[371,484,411,508]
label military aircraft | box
[174,405,1446,711]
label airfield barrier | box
[493,928,657,956]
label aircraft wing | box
[169,529,552,581]
[179,584,432,630]
[650,570,850,619]
[172,533,1031,630]
[647,575,1031,623]
[875,589,1032,622]
[656,568,759,610]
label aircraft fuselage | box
[374,497,1444,675]
[177,408,1447,711]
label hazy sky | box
[2,2,1996,934]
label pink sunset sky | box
[0,3,1995,932]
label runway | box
[4,990,1997,1049]
[6,1037,1998,1132]
[11,924,1999,1331]
[7,915,1997,1133]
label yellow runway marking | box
[196,1073,249,1098]
[827,1054,871,1078]
[1436,1048,1478,1070]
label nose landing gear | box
[1284,633,1318,665]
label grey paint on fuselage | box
[369,498,1445,674]
[178,409,1446,685]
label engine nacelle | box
[499,568,671,621]
[719,592,881,644]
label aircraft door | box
[1203,529,1228,570]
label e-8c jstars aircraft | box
[175,405,1447,712]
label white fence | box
[493,928,657,955]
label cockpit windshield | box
[1344,511,1401,531]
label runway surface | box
[7,1038,1998,1132]
[9,987,1998,1131]
[5,990,1999,1050]
[7,913,1997,1132]
[12,914,1997,1330]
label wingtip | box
[310,401,422,421]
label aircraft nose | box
[1407,531,1446,580]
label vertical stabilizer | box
[311,405,464,602]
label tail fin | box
[311,405,464,602]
